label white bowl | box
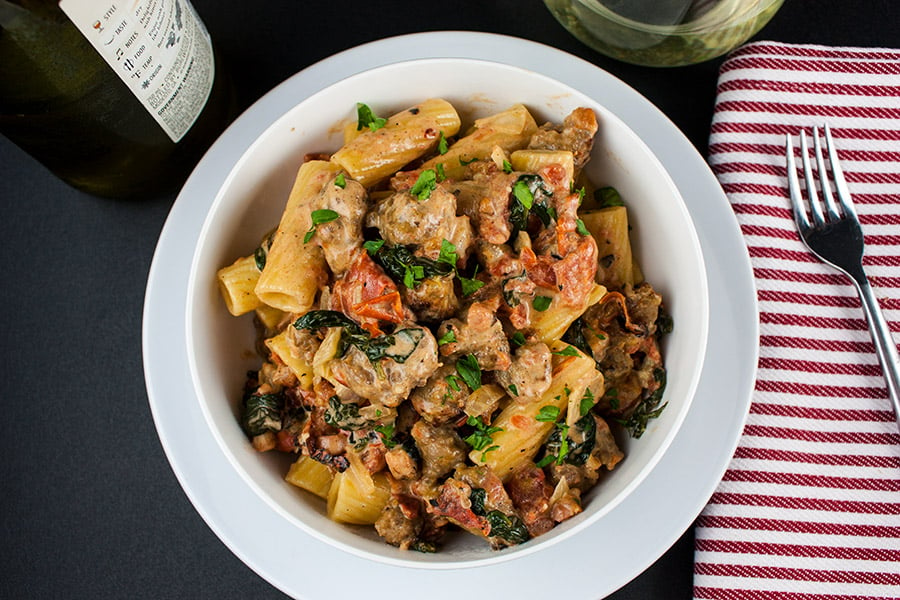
[185,58,709,569]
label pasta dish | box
[216,99,670,551]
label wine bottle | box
[0,0,236,199]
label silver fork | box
[786,125,900,432]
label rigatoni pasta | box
[254,160,339,313]
[216,99,670,552]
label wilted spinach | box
[242,392,282,436]
[619,368,668,438]
[293,310,423,364]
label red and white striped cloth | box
[693,41,900,599]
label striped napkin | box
[693,41,900,599]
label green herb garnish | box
[334,173,347,188]
[410,169,438,200]
[458,265,485,296]
[532,296,552,312]
[464,415,502,452]
[356,102,387,131]
[580,388,595,417]
[512,179,534,210]
[456,354,482,391]
[303,209,340,243]
[437,329,457,346]
[363,239,385,255]
[552,345,580,357]
[437,239,458,268]
[535,405,561,422]
[575,218,590,236]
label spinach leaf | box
[469,488,530,544]
[383,328,425,363]
[485,511,530,545]
[595,186,624,208]
[509,174,555,232]
[540,413,596,467]
[323,396,370,430]
[242,392,282,436]
[293,310,423,365]
[619,368,668,438]
[469,488,488,516]
[293,310,360,333]
[368,241,453,289]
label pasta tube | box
[254,161,339,313]
[331,98,462,187]
[420,103,538,180]
[580,206,635,289]
[216,254,261,316]
[285,455,334,499]
[470,341,598,480]
[254,303,288,331]
[510,149,575,189]
[264,329,315,391]
[530,283,606,343]
[327,470,391,525]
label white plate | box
[143,31,758,599]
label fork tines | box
[785,124,858,232]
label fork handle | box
[851,271,900,431]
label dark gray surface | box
[1,2,895,598]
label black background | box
[2,2,897,598]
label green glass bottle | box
[0,0,236,199]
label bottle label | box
[59,0,215,143]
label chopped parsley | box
[437,329,457,346]
[445,374,463,392]
[580,388,595,417]
[438,131,449,154]
[410,169,438,200]
[455,354,482,391]
[363,239,385,255]
[532,295,552,312]
[334,173,347,188]
[552,345,580,357]
[512,178,534,210]
[458,265,485,296]
[535,405,561,422]
[464,415,502,457]
[356,102,387,131]
[303,209,340,243]
[575,218,590,236]
[437,239,457,268]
